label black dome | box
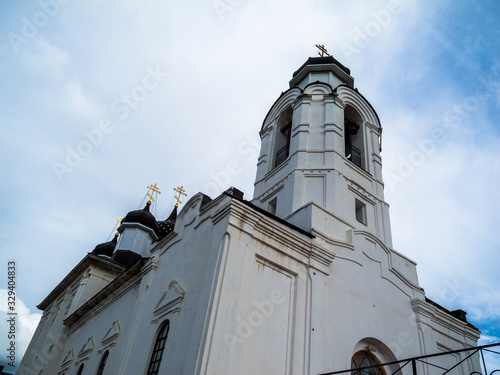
[122,201,160,235]
[92,234,118,257]
[157,206,177,239]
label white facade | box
[18,57,480,375]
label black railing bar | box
[352,368,381,375]
[415,358,449,371]
[490,370,500,375]
[391,360,411,375]
[480,349,488,375]
[318,343,500,375]
[441,349,479,375]
[483,348,500,356]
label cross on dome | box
[173,186,187,207]
[146,183,162,203]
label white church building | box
[18,55,481,375]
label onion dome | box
[122,201,160,235]
[157,206,177,239]
[92,233,118,257]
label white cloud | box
[20,38,71,80]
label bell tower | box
[252,55,392,247]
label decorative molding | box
[141,256,159,276]
[303,83,333,96]
[365,121,380,133]
[336,86,379,127]
[334,96,345,109]
[152,280,185,323]
[59,348,74,374]
[262,88,302,131]
[101,319,120,347]
[78,335,94,359]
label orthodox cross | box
[316,44,331,57]
[146,183,162,203]
[114,217,124,230]
[173,186,187,207]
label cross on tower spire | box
[315,44,331,57]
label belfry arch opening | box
[273,106,293,168]
[344,105,365,170]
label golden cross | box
[173,186,187,207]
[146,183,162,202]
[114,217,124,230]
[316,44,331,57]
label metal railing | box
[319,343,500,375]
[275,145,289,167]
[345,143,362,168]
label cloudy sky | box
[1,0,499,371]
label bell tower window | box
[274,107,292,168]
[355,199,367,225]
[344,105,364,170]
[268,197,277,215]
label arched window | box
[351,351,386,375]
[274,106,293,168]
[96,350,109,375]
[344,105,365,170]
[76,363,85,375]
[146,321,170,375]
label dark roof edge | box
[63,258,146,327]
[222,191,314,239]
[37,253,125,311]
[292,56,351,77]
[425,297,479,331]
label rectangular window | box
[355,199,367,225]
[268,198,277,216]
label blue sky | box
[1,0,499,371]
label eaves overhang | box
[37,253,125,311]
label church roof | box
[222,190,314,239]
[292,55,351,77]
[92,233,118,257]
[157,206,177,239]
[37,253,125,311]
[122,201,160,236]
[64,258,146,327]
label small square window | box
[355,199,367,225]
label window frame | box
[145,320,170,375]
[351,350,386,375]
[76,363,85,375]
[95,350,109,375]
[355,199,367,225]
